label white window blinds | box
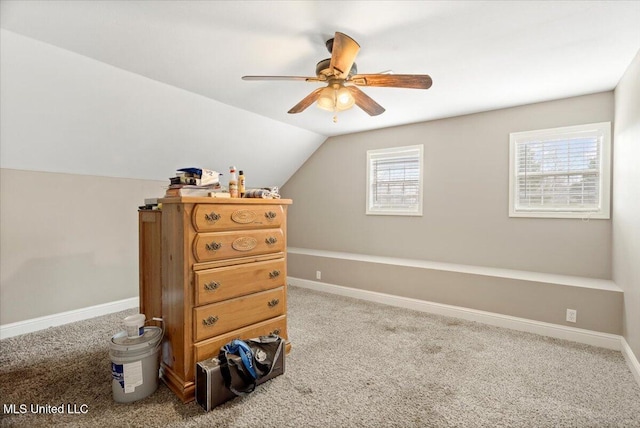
[366,145,423,216]
[509,122,611,219]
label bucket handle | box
[146,317,165,352]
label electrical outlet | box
[566,309,577,323]
[316,270,321,280]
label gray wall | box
[0,168,165,324]
[613,50,640,360]
[281,92,623,334]
[283,92,614,278]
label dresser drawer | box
[195,259,285,306]
[193,315,287,363]
[193,228,284,263]
[192,204,284,232]
[193,287,285,342]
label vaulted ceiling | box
[3,1,639,137]
[1,1,639,186]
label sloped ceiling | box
[1,1,639,184]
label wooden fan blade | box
[329,32,360,79]
[350,74,433,89]
[242,75,322,82]
[346,86,385,116]
[288,88,324,114]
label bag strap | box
[219,339,257,396]
[222,339,257,379]
[219,352,257,396]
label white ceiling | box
[1,0,639,138]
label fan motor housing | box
[315,58,357,78]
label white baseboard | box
[289,277,623,351]
[0,297,139,340]
[622,337,640,387]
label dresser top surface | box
[159,197,292,205]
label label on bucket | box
[111,361,143,393]
[123,361,143,393]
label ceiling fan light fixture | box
[316,87,336,111]
[316,85,355,112]
[335,86,355,110]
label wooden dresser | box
[138,197,292,402]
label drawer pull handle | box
[270,328,281,336]
[269,270,281,279]
[204,281,220,291]
[206,242,222,251]
[265,211,277,220]
[265,236,278,245]
[204,212,221,222]
[267,298,280,308]
[202,315,219,326]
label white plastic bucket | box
[123,314,146,338]
[110,326,162,403]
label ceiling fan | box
[242,32,433,118]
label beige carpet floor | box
[1,285,639,427]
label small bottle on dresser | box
[228,166,238,198]
[238,171,245,197]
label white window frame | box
[366,144,423,216]
[509,122,611,219]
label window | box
[509,122,611,219]
[366,145,423,216]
